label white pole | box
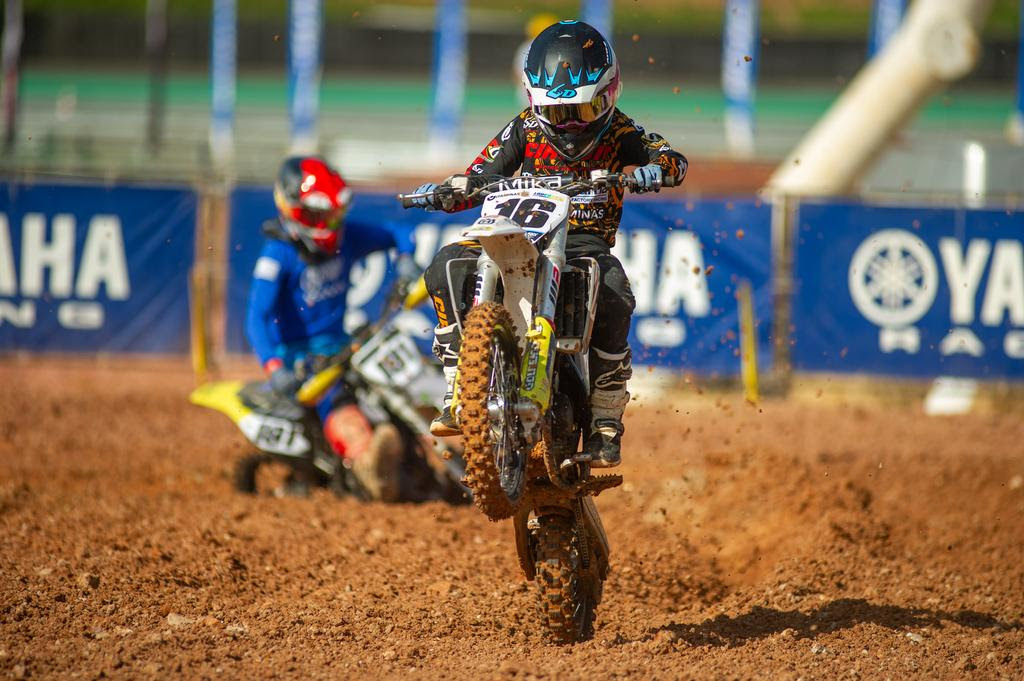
[1008,0,1024,145]
[767,0,995,197]
[963,140,987,208]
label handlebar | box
[398,171,674,210]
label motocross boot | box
[430,323,462,437]
[584,346,632,468]
[326,405,401,502]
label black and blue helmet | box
[522,20,621,162]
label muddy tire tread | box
[458,302,521,520]
[534,514,597,644]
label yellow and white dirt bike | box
[400,171,641,643]
[189,288,470,505]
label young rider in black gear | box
[412,20,687,468]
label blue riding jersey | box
[245,217,415,368]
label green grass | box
[22,0,1022,38]
[20,68,1013,130]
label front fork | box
[518,253,561,438]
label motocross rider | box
[247,155,420,501]
[411,20,687,468]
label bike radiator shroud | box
[444,256,599,353]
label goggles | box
[295,190,348,230]
[297,205,344,230]
[532,88,616,127]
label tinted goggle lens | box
[298,205,345,229]
[535,90,614,126]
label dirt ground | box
[1,359,1022,680]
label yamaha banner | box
[226,190,773,376]
[793,202,1024,379]
[0,183,196,353]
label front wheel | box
[458,302,526,520]
[533,513,602,644]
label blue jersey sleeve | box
[245,240,291,366]
[345,217,416,260]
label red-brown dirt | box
[2,360,1022,680]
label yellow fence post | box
[738,279,759,404]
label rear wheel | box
[533,513,602,644]
[458,302,526,520]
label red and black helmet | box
[273,156,352,255]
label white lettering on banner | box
[852,230,1024,360]
[879,327,920,354]
[980,240,1024,326]
[612,231,657,314]
[346,253,387,308]
[939,327,985,357]
[0,300,34,327]
[0,215,15,295]
[1005,330,1024,359]
[939,238,990,325]
[57,301,104,330]
[0,212,134,333]
[636,317,686,347]
[656,231,709,317]
[76,216,130,299]
[21,213,75,297]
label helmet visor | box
[532,88,616,128]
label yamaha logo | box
[848,229,938,328]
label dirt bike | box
[400,171,658,643]
[189,287,470,505]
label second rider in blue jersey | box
[245,156,419,501]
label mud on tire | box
[533,514,601,644]
[458,302,525,520]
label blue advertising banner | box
[0,183,196,353]
[227,190,773,376]
[793,202,1024,379]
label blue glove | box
[633,164,663,193]
[410,183,438,209]
[269,367,301,397]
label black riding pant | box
[423,233,634,358]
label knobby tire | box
[458,302,524,520]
